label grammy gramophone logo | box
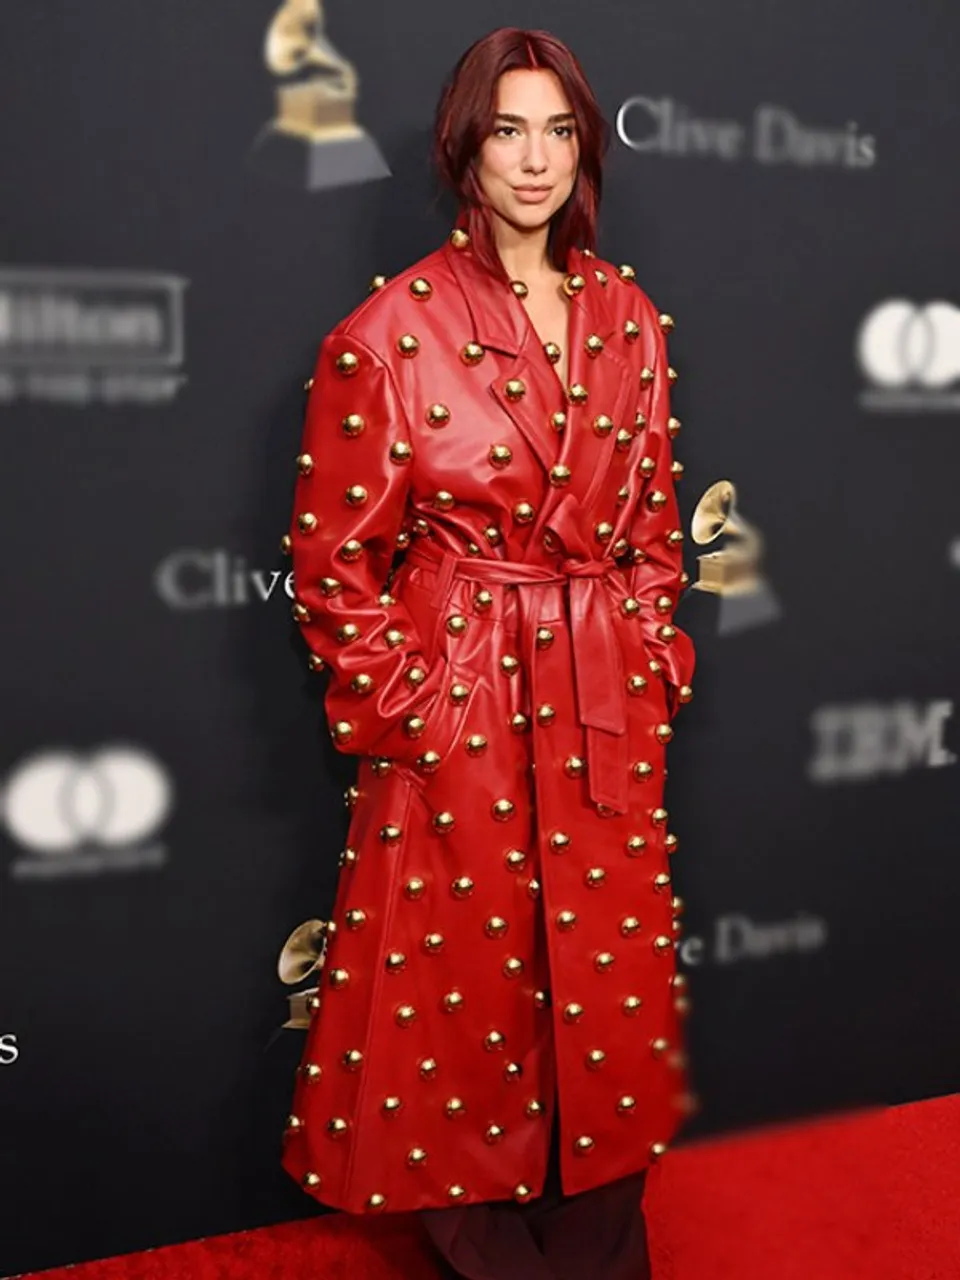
[690,480,779,633]
[248,0,390,191]
[277,917,330,1028]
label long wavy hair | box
[432,28,611,277]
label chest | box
[519,288,573,388]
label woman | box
[281,26,695,1280]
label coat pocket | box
[396,655,483,787]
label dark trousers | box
[419,1106,651,1280]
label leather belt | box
[403,539,630,815]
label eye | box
[494,124,520,138]
[553,124,576,139]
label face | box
[476,68,581,234]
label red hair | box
[432,28,611,277]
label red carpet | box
[21,1094,960,1280]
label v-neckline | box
[510,284,575,404]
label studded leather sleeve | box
[626,306,696,719]
[288,330,450,764]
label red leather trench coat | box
[281,223,696,1216]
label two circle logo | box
[1,746,172,854]
[857,300,960,389]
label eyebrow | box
[493,112,576,124]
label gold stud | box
[666,529,684,547]
[446,614,468,636]
[345,908,366,930]
[656,723,674,744]
[336,352,359,377]
[653,935,673,954]
[448,1183,467,1201]
[568,383,589,405]
[366,1193,387,1212]
[514,1184,534,1203]
[382,1096,403,1117]
[465,734,487,756]
[621,916,641,937]
[302,1172,321,1189]
[595,521,614,543]
[302,1063,322,1081]
[389,440,412,464]
[384,628,405,648]
[668,366,678,384]
[450,228,469,249]
[564,756,586,778]
[503,957,524,979]
[489,443,512,468]
[551,410,567,431]
[633,761,653,781]
[326,1117,349,1139]
[586,1049,606,1070]
[536,704,556,725]
[492,797,515,821]
[651,807,669,825]
[397,334,419,358]
[665,833,679,856]
[485,916,509,939]
[484,1030,506,1051]
[549,464,572,487]
[369,274,387,291]
[451,876,474,898]
[622,995,643,1015]
[505,849,526,871]
[445,1097,466,1118]
[618,264,637,282]
[533,991,549,1014]
[293,602,311,624]
[485,1124,505,1144]
[627,675,648,698]
[563,273,587,297]
[419,1057,438,1079]
[341,1049,364,1072]
[556,910,577,931]
[505,378,526,401]
[585,334,604,356]
[395,1003,417,1027]
[503,1061,523,1082]
[595,951,615,972]
[426,403,451,428]
[510,279,528,298]
[404,876,426,900]
[423,932,445,954]
[407,1146,428,1168]
[650,1142,668,1160]
[286,1113,303,1131]
[639,367,654,388]
[296,452,314,476]
[679,685,694,704]
[525,1099,544,1118]
[615,428,633,450]
[432,811,455,835]
[574,1135,595,1154]
[617,1095,638,1115]
[563,1001,584,1023]
[543,341,562,364]
[462,341,485,364]
[280,533,292,555]
[622,597,641,616]
[329,967,349,989]
[410,278,432,301]
[500,654,520,676]
[549,831,571,853]
[595,268,608,285]
[297,512,318,535]
[584,867,606,888]
[651,1037,671,1058]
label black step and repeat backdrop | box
[2,1,960,1274]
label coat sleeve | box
[624,301,696,719]
[287,328,449,765]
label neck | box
[491,213,555,283]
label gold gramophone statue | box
[249,0,390,190]
[277,917,329,1029]
[691,479,779,632]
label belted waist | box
[404,540,630,815]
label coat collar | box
[442,228,620,358]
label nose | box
[521,133,549,174]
